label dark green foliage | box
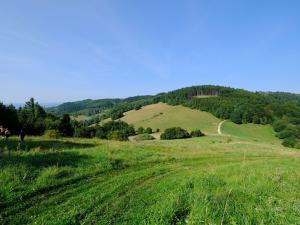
[161,127,191,140]
[102,121,135,141]
[277,128,296,139]
[74,127,95,138]
[17,98,60,136]
[95,126,106,139]
[0,103,20,134]
[137,127,144,134]
[108,130,129,141]
[58,114,74,137]
[145,127,153,134]
[111,111,124,120]
[273,119,288,132]
[190,129,205,137]
[135,105,142,110]
[282,138,296,148]
[230,110,243,124]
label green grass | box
[0,133,299,225]
[222,121,281,144]
[121,103,221,135]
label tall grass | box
[0,135,299,224]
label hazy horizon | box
[1,0,300,103]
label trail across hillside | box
[218,120,226,135]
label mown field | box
[0,123,300,225]
[121,103,221,134]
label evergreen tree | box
[58,114,74,137]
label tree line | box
[0,98,136,141]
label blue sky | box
[1,0,300,103]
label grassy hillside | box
[222,121,281,144]
[121,103,221,134]
[0,135,299,224]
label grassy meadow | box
[0,122,299,225]
[121,103,221,134]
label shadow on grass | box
[0,151,90,169]
[0,138,96,152]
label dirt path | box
[218,120,226,135]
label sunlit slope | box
[121,103,221,134]
[222,121,281,144]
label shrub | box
[135,105,142,110]
[58,114,74,137]
[95,127,106,139]
[108,130,128,141]
[44,130,59,138]
[74,127,95,138]
[273,120,288,132]
[190,129,205,137]
[277,129,295,139]
[145,127,153,134]
[111,111,124,120]
[160,127,191,140]
[282,138,296,148]
[230,111,243,124]
[137,127,144,135]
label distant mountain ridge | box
[47,95,153,116]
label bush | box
[58,114,74,137]
[282,138,296,148]
[135,105,142,110]
[277,129,295,139]
[74,127,95,138]
[190,129,205,137]
[44,130,60,138]
[111,111,124,120]
[95,127,106,139]
[273,120,288,132]
[160,127,191,140]
[145,127,153,134]
[108,130,129,141]
[230,111,243,124]
[137,127,144,134]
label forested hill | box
[47,99,122,116]
[47,95,153,116]
[152,85,300,148]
